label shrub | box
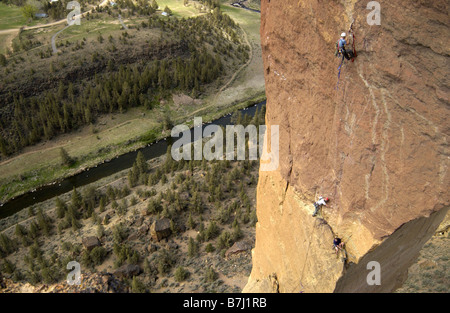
[188,237,198,258]
[174,266,189,282]
[2,258,16,274]
[96,224,105,238]
[156,249,174,276]
[205,243,215,253]
[0,233,15,257]
[112,223,128,243]
[113,243,140,268]
[205,267,218,283]
[205,221,220,240]
[185,214,195,231]
[90,246,107,266]
[60,147,75,166]
[217,231,232,250]
[131,276,147,293]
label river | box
[0,101,266,219]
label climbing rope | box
[336,57,345,90]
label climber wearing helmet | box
[338,32,353,61]
[312,196,329,217]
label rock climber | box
[333,236,345,254]
[337,32,353,61]
[312,196,329,217]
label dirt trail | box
[188,24,254,118]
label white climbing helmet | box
[341,32,346,37]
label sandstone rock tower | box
[244,0,449,293]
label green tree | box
[205,243,215,253]
[15,224,29,246]
[2,258,16,274]
[28,221,39,240]
[205,221,219,240]
[71,216,81,231]
[71,187,82,211]
[187,237,198,258]
[96,224,105,238]
[21,5,37,20]
[135,151,148,174]
[131,276,146,293]
[37,208,52,236]
[55,197,67,219]
[0,233,15,257]
[174,266,189,282]
[163,6,172,15]
[128,163,140,187]
[0,54,6,67]
[186,213,195,229]
[60,147,74,166]
[156,249,174,276]
[205,267,217,282]
[0,137,8,156]
[150,0,159,11]
[90,246,107,266]
[217,230,232,250]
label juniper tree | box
[60,147,74,166]
[187,237,198,258]
[131,276,146,293]
[55,197,67,219]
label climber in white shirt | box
[312,196,329,217]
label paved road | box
[118,14,128,30]
[51,25,70,54]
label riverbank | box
[0,93,266,211]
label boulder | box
[150,218,172,241]
[225,240,252,258]
[127,232,139,241]
[82,236,101,251]
[113,264,141,279]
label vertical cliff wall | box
[244,0,449,293]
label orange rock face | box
[244,0,449,292]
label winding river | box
[0,101,266,219]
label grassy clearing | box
[0,3,26,30]
[156,0,206,18]
[0,33,13,54]
[0,3,46,30]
